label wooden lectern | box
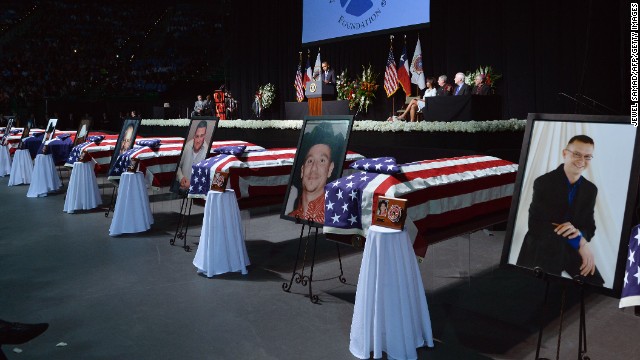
[305,80,336,116]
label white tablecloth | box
[0,145,11,176]
[8,149,32,186]
[350,225,434,360]
[109,171,153,236]
[193,189,250,277]
[26,154,62,198]
[64,161,102,213]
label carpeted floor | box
[0,174,638,359]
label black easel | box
[533,268,591,360]
[169,193,193,252]
[282,216,347,304]
[104,186,117,217]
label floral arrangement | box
[258,83,276,109]
[336,69,358,103]
[465,65,502,87]
[141,119,525,133]
[352,64,379,113]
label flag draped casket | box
[323,155,518,258]
[65,135,120,173]
[187,150,364,209]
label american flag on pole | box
[383,47,398,97]
[324,155,518,258]
[294,61,305,102]
[397,44,412,96]
[620,224,640,308]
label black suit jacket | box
[472,84,492,95]
[453,83,471,96]
[516,165,603,285]
[321,69,335,84]
[436,84,452,96]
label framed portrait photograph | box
[73,119,93,147]
[108,118,141,176]
[18,122,31,149]
[1,117,14,146]
[281,115,354,227]
[170,116,218,194]
[43,118,58,143]
[500,113,640,297]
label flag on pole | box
[294,58,304,102]
[620,224,640,308]
[410,37,426,90]
[383,47,398,97]
[303,53,312,87]
[313,50,322,80]
[397,44,411,96]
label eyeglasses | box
[565,149,593,161]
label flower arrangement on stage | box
[352,64,379,113]
[252,83,276,117]
[465,65,502,87]
[336,69,358,103]
[141,118,525,132]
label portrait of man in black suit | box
[516,135,604,285]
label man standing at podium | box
[320,61,335,84]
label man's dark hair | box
[196,120,208,131]
[567,135,594,146]
[298,122,344,179]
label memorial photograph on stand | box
[281,115,354,227]
[19,122,31,149]
[108,118,141,176]
[43,118,58,142]
[73,118,93,147]
[170,116,218,194]
[1,117,14,146]
[501,113,640,296]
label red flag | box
[397,45,411,96]
[383,47,398,97]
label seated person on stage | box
[191,95,205,117]
[472,74,492,95]
[452,72,471,95]
[395,77,436,122]
[202,95,213,115]
[436,75,453,96]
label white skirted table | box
[193,189,250,277]
[8,149,33,186]
[26,154,62,198]
[350,225,434,360]
[109,171,153,236]
[0,145,11,176]
[63,161,102,213]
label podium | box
[305,80,335,116]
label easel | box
[533,268,590,360]
[282,216,347,304]
[169,191,193,252]
[104,182,118,217]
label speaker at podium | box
[305,80,335,116]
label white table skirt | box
[193,189,250,277]
[26,154,62,198]
[0,145,11,176]
[109,171,153,236]
[64,161,102,213]
[350,225,434,360]
[8,149,33,186]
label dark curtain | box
[226,0,626,120]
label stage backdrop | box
[226,1,627,121]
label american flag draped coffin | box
[65,135,120,172]
[322,155,518,258]
[187,149,365,206]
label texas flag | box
[397,45,412,96]
[303,56,312,88]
